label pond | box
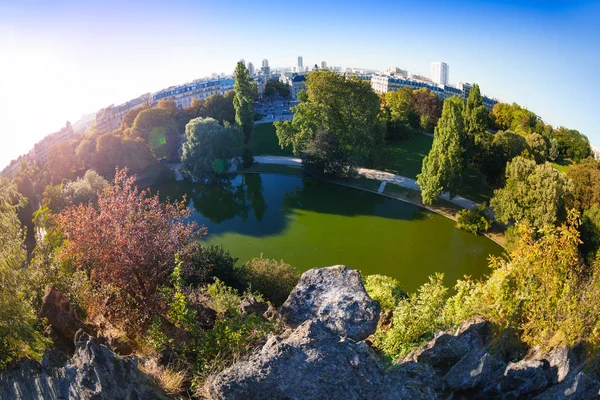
[154,173,503,293]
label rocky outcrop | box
[209,266,600,400]
[0,330,168,400]
[208,319,437,400]
[279,265,380,341]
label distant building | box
[385,67,408,78]
[211,72,218,79]
[431,62,449,85]
[261,59,270,78]
[254,75,267,97]
[95,94,152,134]
[298,56,303,70]
[280,74,307,100]
[371,75,497,110]
[458,82,473,100]
[321,61,327,70]
[248,62,255,76]
[152,77,235,108]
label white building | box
[152,77,235,108]
[431,62,449,85]
[385,67,408,78]
[261,59,270,78]
[248,62,255,76]
[298,56,303,70]
[321,61,327,70]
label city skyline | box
[1,0,599,169]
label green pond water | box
[154,173,503,293]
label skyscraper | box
[321,61,327,70]
[431,62,449,85]
[298,56,303,69]
[261,59,270,78]
[247,62,255,76]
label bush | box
[182,243,241,289]
[373,274,447,360]
[456,203,492,234]
[364,274,406,310]
[238,257,299,306]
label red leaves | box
[56,168,199,332]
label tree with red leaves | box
[57,168,201,332]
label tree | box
[553,127,591,162]
[0,178,47,368]
[275,70,384,176]
[181,117,242,180]
[204,92,236,125]
[417,96,466,204]
[383,87,417,140]
[237,257,299,306]
[580,206,600,264]
[121,104,150,129]
[412,88,442,132]
[525,133,548,163]
[46,140,78,183]
[56,169,199,333]
[463,84,488,136]
[130,108,180,160]
[490,156,571,229]
[61,169,108,208]
[234,61,255,166]
[567,157,600,211]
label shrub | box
[206,279,243,315]
[456,203,492,234]
[238,257,299,306]
[182,243,240,289]
[364,274,406,310]
[373,273,447,360]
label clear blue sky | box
[1,0,599,169]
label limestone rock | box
[279,265,380,341]
[208,319,435,400]
[501,359,550,397]
[239,296,269,316]
[403,315,492,375]
[0,330,168,400]
[534,371,600,399]
[444,349,505,393]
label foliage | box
[0,178,48,369]
[372,274,447,360]
[364,274,406,310]
[234,61,255,166]
[525,133,548,163]
[264,80,290,98]
[463,84,488,136]
[383,87,417,140]
[580,206,600,265]
[130,107,180,161]
[456,203,492,234]
[167,256,197,330]
[46,140,78,184]
[238,257,299,306]
[275,70,384,177]
[567,157,600,212]
[56,169,199,334]
[412,88,442,132]
[121,104,150,129]
[491,156,571,229]
[301,129,350,177]
[206,278,243,315]
[417,96,466,204]
[181,117,242,180]
[61,170,108,208]
[554,127,591,162]
[491,103,537,134]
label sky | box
[1,0,599,169]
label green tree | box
[490,156,571,229]
[463,84,488,136]
[580,206,600,264]
[383,87,417,140]
[0,178,48,369]
[130,107,180,161]
[567,157,600,211]
[275,70,384,176]
[526,133,548,163]
[234,61,255,166]
[417,96,466,204]
[181,117,242,180]
[553,127,591,162]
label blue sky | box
[1,0,599,168]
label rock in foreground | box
[279,265,380,341]
[0,330,167,400]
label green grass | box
[552,158,573,174]
[381,135,433,179]
[459,166,495,203]
[250,123,293,156]
[240,163,303,177]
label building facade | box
[431,62,449,85]
[95,94,152,134]
[152,77,235,108]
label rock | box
[39,286,94,353]
[279,265,380,341]
[379,309,393,329]
[239,296,269,316]
[444,349,505,393]
[539,344,584,384]
[501,359,550,397]
[262,304,277,320]
[0,330,168,400]
[403,316,492,375]
[208,319,435,400]
[534,371,600,399]
[387,362,441,398]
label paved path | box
[252,156,479,210]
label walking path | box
[252,156,479,211]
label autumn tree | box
[412,88,442,132]
[46,140,78,183]
[567,157,600,211]
[121,104,150,129]
[130,107,180,160]
[234,61,255,166]
[56,169,199,333]
[417,96,466,204]
[490,156,571,229]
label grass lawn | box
[250,123,293,156]
[552,158,573,174]
[240,163,303,177]
[381,135,433,179]
[459,166,495,203]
